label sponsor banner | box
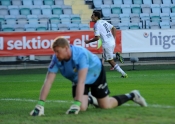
[0,31,121,56]
[122,29,175,53]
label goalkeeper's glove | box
[66,100,81,114]
[30,100,45,116]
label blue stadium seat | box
[8,5,20,15]
[31,5,41,15]
[79,24,90,30]
[5,15,16,25]
[0,6,9,15]
[12,0,22,6]
[111,5,122,14]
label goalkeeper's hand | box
[30,100,45,116]
[66,101,81,114]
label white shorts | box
[102,43,115,61]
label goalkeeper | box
[30,37,147,116]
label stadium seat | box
[27,15,38,24]
[49,15,60,24]
[143,0,152,5]
[8,5,20,15]
[93,0,103,10]
[52,5,63,16]
[1,0,11,6]
[149,22,160,29]
[151,4,161,14]
[150,13,160,23]
[2,24,14,31]
[41,5,52,15]
[62,5,72,15]
[103,0,113,5]
[160,13,170,22]
[170,22,175,28]
[129,22,140,29]
[33,0,43,5]
[141,4,151,14]
[118,22,129,30]
[60,14,71,24]
[133,0,143,4]
[14,24,25,31]
[130,13,140,23]
[113,0,123,5]
[123,0,132,4]
[140,13,150,29]
[0,15,5,24]
[120,13,130,23]
[68,23,79,30]
[5,15,16,25]
[170,13,175,22]
[111,5,122,14]
[79,24,90,30]
[160,22,170,29]
[131,4,141,14]
[38,15,49,24]
[101,5,111,19]
[25,24,36,31]
[16,15,28,24]
[19,6,31,15]
[50,23,58,30]
[162,0,172,4]
[121,4,131,14]
[173,0,175,4]
[110,14,120,27]
[44,0,54,5]
[153,0,162,4]
[55,0,64,5]
[0,6,9,16]
[58,23,69,30]
[71,14,81,24]
[12,0,22,6]
[31,5,41,15]
[171,4,175,13]
[22,0,33,5]
[36,24,48,31]
[161,4,170,13]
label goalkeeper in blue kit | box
[30,37,147,116]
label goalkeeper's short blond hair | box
[52,37,70,50]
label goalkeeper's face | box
[54,46,71,61]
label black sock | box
[112,93,135,106]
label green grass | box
[0,65,175,124]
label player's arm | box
[30,72,56,116]
[39,72,56,101]
[75,68,88,101]
[111,26,117,40]
[85,36,100,44]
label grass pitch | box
[0,64,175,124]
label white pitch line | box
[0,98,175,109]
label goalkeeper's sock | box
[112,93,135,106]
[113,64,126,76]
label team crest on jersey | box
[73,67,77,72]
[49,61,55,69]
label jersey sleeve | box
[48,55,59,73]
[94,24,100,36]
[77,53,89,70]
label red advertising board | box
[0,31,121,56]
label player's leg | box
[103,45,127,78]
[90,65,136,108]
[72,84,89,111]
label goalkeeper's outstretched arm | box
[30,72,56,116]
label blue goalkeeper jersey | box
[48,45,102,85]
